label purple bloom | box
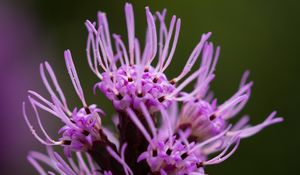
[86,4,211,112]
[23,50,104,156]
[23,3,283,175]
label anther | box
[116,93,123,100]
[153,77,158,83]
[166,148,172,155]
[109,75,113,82]
[84,107,91,114]
[169,79,176,85]
[188,135,198,142]
[152,149,158,157]
[209,114,216,121]
[178,123,192,131]
[62,140,72,145]
[128,77,133,82]
[144,67,149,72]
[181,152,188,159]
[158,96,165,102]
[137,92,143,98]
[70,118,76,124]
[82,130,90,136]
[196,162,203,168]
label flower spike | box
[24,3,283,175]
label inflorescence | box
[23,3,283,175]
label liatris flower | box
[86,5,211,112]
[23,3,283,175]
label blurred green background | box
[1,0,299,174]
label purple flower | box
[86,4,211,112]
[23,50,104,156]
[23,3,283,175]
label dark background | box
[0,0,298,174]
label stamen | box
[169,79,176,85]
[178,123,192,132]
[166,149,172,155]
[152,150,158,157]
[137,92,143,98]
[196,162,203,168]
[180,152,188,160]
[70,118,76,124]
[116,93,123,100]
[62,140,72,145]
[82,130,90,136]
[209,114,216,121]
[158,96,165,102]
[84,107,91,114]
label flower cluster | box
[23,3,283,175]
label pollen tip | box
[181,152,188,160]
[209,114,217,121]
[116,93,123,100]
[170,79,176,85]
[84,107,91,114]
[137,92,143,98]
[62,140,71,145]
[196,162,203,168]
[158,96,165,102]
[166,149,172,155]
